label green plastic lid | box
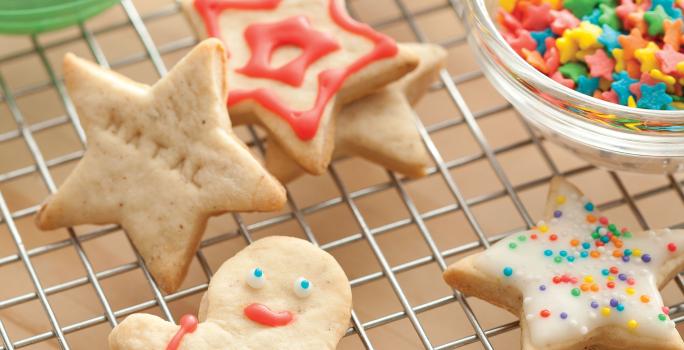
[0,0,120,34]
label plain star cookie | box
[181,0,419,175]
[35,39,286,293]
[444,177,684,350]
[108,236,352,350]
[264,42,447,183]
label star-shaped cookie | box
[108,236,352,350]
[444,177,684,350]
[35,39,286,293]
[181,0,419,175]
[264,42,447,183]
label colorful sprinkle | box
[503,266,514,276]
[540,309,551,317]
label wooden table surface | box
[1,0,684,349]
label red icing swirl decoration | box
[166,314,199,350]
[193,0,399,140]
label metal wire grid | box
[0,0,684,349]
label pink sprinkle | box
[599,216,609,225]
[521,3,554,31]
[550,9,580,35]
[544,38,560,74]
[656,45,684,75]
[504,29,537,55]
[663,306,670,315]
[498,8,523,33]
[601,90,619,103]
[551,71,575,88]
[585,50,615,81]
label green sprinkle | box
[571,288,581,297]
[559,62,589,83]
[644,5,671,36]
[591,232,601,239]
[623,232,633,238]
[598,4,621,30]
[659,314,667,321]
[554,256,563,263]
[509,242,518,249]
[608,224,617,232]
[563,0,600,17]
[518,235,527,242]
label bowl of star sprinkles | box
[464,0,684,173]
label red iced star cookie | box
[182,0,419,174]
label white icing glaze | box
[473,187,684,348]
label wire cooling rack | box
[2,0,684,349]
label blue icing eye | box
[294,277,312,298]
[247,267,265,289]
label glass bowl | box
[0,0,119,34]
[464,0,684,173]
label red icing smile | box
[243,303,294,327]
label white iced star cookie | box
[181,0,419,175]
[444,177,684,350]
[35,39,286,293]
[264,42,447,183]
[108,236,352,350]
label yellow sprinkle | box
[584,275,594,283]
[601,307,611,316]
[673,102,684,110]
[556,195,566,205]
[632,249,642,257]
[627,319,638,330]
[539,225,549,233]
[556,37,578,64]
[627,96,636,108]
[613,49,625,72]
[676,61,684,75]
[500,0,516,12]
[634,42,660,74]
[649,69,676,87]
[626,287,635,295]
[607,276,615,281]
[542,0,561,9]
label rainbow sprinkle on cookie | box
[498,0,684,110]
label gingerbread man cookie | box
[181,0,419,174]
[444,177,684,350]
[264,42,447,182]
[108,236,352,350]
[36,39,286,293]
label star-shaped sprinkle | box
[598,24,622,54]
[524,48,550,73]
[444,177,684,350]
[598,4,621,30]
[552,71,577,88]
[35,39,287,293]
[564,0,600,18]
[585,48,615,80]
[656,44,684,74]
[650,69,677,88]
[551,9,581,35]
[505,29,539,55]
[644,5,672,36]
[265,43,445,182]
[612,48,626,71]
[522,3,555,30]
[618,28,648,60]
[582,8,602,24]
[638,82,674,109]
[577,75,600,94]
[559,61,589,82]
[498,8,523,32]
[651,0,683,19]
[600,89,619,103]
[556,36,579,63]
[616,0,637,21]
[634,41,661,73]
[663,19,683,48]
[544,37,561,73]
[531,28,556,55]
[611,71,639,104]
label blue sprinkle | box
[580,251,589,258]
[617,304,625,312]
[582,242,591,249]
[642,254,652,263]
[610,298,618,307]
[554,210,562,218]
[503,267,513,277]
[577,76,600,96]
[624,249,632,256]
[539,284,547,291]
[602,269,610,276]
[582,8,601,24]
[559,250,568,257]
[622,255,630,262]
[601,235,610,243]
[254,268,263,277]
[567,256,576,262]
[560,312,568,319]
[598,24,622,54]
[584,202,595,212]
[618,273,627,281]
[651,0,682,18]
[300,279,310,289]
[591,301,599,309]
[544,249,553,257]
[638,83,673,110]
[530,29,555,56]
[611,71,638,105]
